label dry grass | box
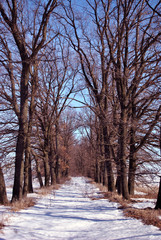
[9,197,36,212]
[37,178,70,194]
[134,185,158,199]
[37,177,71,196]
[60,176,71,184]
[90,180,161,230]
[124,207,161,230]
[0,197,36,232]
[94,182,108,193]
[92,182,130,207]
[37,184,60,196]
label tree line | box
[0,0,161,206]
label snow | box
[131,198,156,209]
[0,177,161,240]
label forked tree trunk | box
[12,64,30,202]
[23,62,37,195]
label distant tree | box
[59,110,77,177]
[61,0,161,199]
[34,39,76,185]
[61,0,115,192]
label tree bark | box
[0,164,8,205]
[23,61,38,196]
[55,119,60,183]
[116,161,122,195]
[95,158,100,183]
[12,63,30,201]
[28,156,33,193]
[128,126,137,195]
[34,155,43,188]
[23,138,30,197]
[49,145,56,185]
[155,177,161,209]
[119,109,129,200]
[44,150,50,187]
[102,124,115,192]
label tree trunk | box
[97,124,104,184]
[128,143,137,195]
[0,164,8,205]
[95,158,100,183]
[49,135,56,185]
[23,61,38,195]
[23,136,30,196]
[104,161,108,187]
[128,81,137,195]
[34,157,43,188]
[116,163,122,195]
[95,128,101,183]
[28,156,33,193]
[50,156,56,185]
[44,151,50,186]
[55,154,60,183]
[119,109,129,200]
[55,119,60,183]
[103,125,115,192]
[12,63,30,202]
[155,177,161,209]
[100,162,104,184]
[12,130,25,201]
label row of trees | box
[0,0,161,204]
[59,0,161,200]
[0,0,78,204]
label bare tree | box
[34,38,76,185]
[60,0,115,192]
[0,0,58,201]
[60,0,161,199]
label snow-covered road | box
[0,177,161,240]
